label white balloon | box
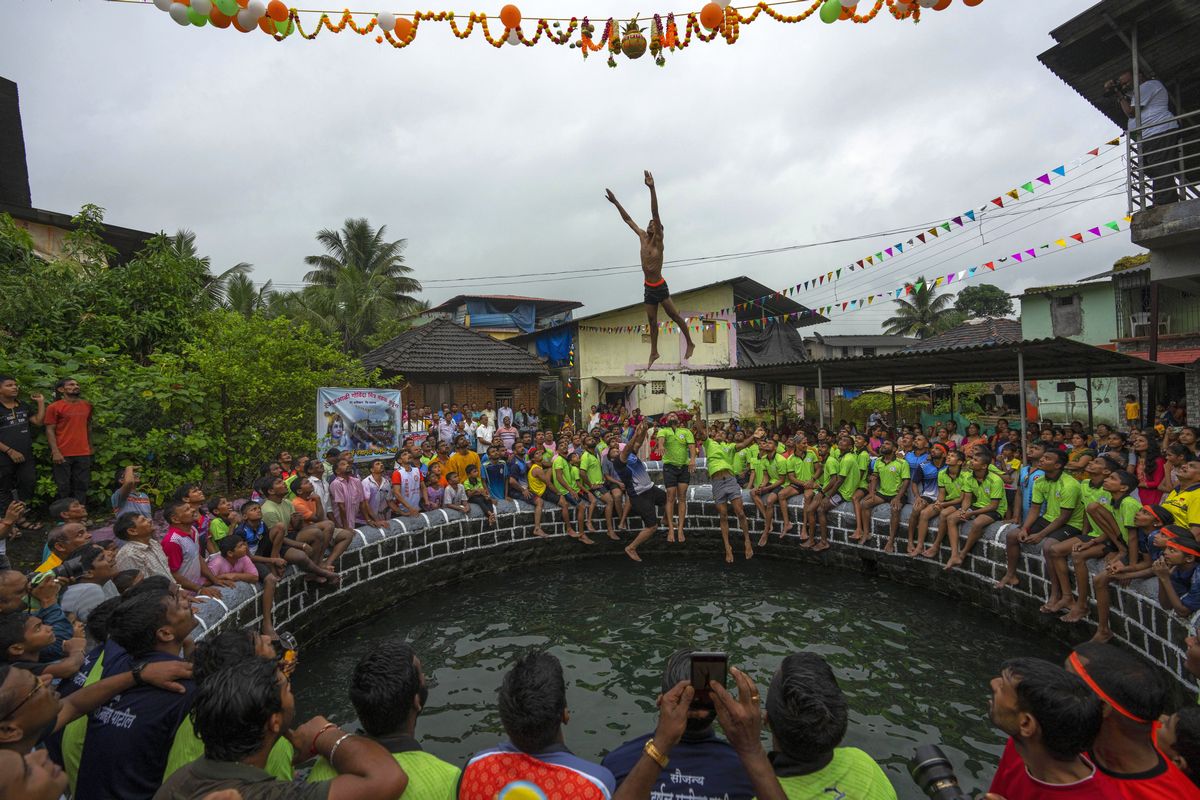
[917,0,937,6]
[191,0,212,15]
[247,0,267,18]
[839,0,857,6]
[377,11,396,31]
[169,3,191,25]
[716,0,731,7]
[153,0,172,11]
[507,29,519,45]
[237,7,258,28]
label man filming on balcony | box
[1106,70,1180,205]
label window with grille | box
[494,389,514,408]
[706,389,729,414]
[702,320,717,344]
[651,381,667,395]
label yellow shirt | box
[35,553,62,574]
[1125,401,1141,421]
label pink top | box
[206,553,257,577]
[330,475,366,526]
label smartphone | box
[690,652,728,709]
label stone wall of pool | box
[193,471,1198,695]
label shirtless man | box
[605,170,696,369]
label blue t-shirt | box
[1138,527,1165,563]
[483,461,508,501]
[1018,466,1045,516]
[1170,565,1200,612]
[906,452,937,498]
[233,520,267,550]
[601,730,754,800]
[509,457,528,487]
[613,452,654,496]
[111,489,152,518]
[76,649,195,800]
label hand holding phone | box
[690,652,728,709]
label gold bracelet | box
[643,738,669,768]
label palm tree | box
[170,229,254,310]
[223,272,275,317]
[300,218,423,353]
[304,218,421,307]
[881,276,959,339]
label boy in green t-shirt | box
[762,652,897,800]
[656,415,696,545]
[997,449,1082,591]
[801,442,832,546]
[783,438,818,544]
[814,435,858,553]
[860,441,910,554]
[945,449,1007,571]
[696,418,760,562]
[849,435,874,544]
[1044,455,1115,614]
[916,449,966,557]
[750,440,788,547]
[1062,468,1140,624]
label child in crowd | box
[162,500,231,596]
[112,511,173,581]
[1152,532,1200,619]
[1160,706,1200,788]
[463,465,497,526]
[174,483,211,551]
[1044,456,1117,614]
[507,445,533,505]
[0,610,82,679]
[391,450,424,517]
[916,449,965,558]
[442,471,470,515]
[424,463,445,510]
[1059,470,1140,624]
[110,465,151,518]
[206,534,260,585]
[206,496,239,553]
[483,447,509,504]
[1082,505,1175,642]
[944,450,1006,571]
[1008,440,1046,524]
[231,501,289,581]
[848,435,873,544]
[801,442,831,546]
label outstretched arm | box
[645,170,660,226]
[605,189,642,235]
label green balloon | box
[186,6,209,25]
[819,0,841,23]
[274,18,293,36]
[213,0,238,15]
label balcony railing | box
[1128,109,1200,214]
[1116,288,1200,339]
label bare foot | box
[606,530,620,541]
[684,340,695,360]
[724,547,734,564]
[883,541,896,554]
[647,350,660,370]
[532,527,548,537]
[624,546,642,562]
[943,556,963,571]
[781,524,793,536]
[579,535,595,545]
[586,525,599,534]
[921,547,938,558]
[1040,598,1071,614]
[1061,606,1089,623]
[678,531,686,543]
[757,533,769,547]
[744,540,754,559]
[1090,628,1114,643]
[812,540,831,552]
[667,533,677,543]
[798,533,811,544]
[800,538,815,549]
[993,575,1019,590]
[567,530,580,538]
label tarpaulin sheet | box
[536,329,572,367]
[735,320,809,367]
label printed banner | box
[316,388,404,463]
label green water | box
[291,556,1064,798]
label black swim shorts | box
[644,280,670,306]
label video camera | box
[909,745,967,800]
[1103,78,1129,99]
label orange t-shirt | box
[45,400,93,456]
[292,495,317,522]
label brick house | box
[361,318,548,414]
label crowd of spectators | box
[3,371,1200,797]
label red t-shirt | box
[45,399,93,456]
[1092,750,1200,799]
[990,739,1123,798]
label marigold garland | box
[138,0,937,62]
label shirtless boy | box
[605,170,696,368]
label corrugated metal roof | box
[426,294,584,315]
[903,318,1022,352]
[1021,279,1112,296]
[361,318,549,376]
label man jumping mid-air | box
[606,170,695,369]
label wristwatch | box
[131,661,149,687]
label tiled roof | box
[904,318,1022,352]
[361,318,549,376]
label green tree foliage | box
[881,276,959,339]
[0,209,384,507]
[953,284,1014,318]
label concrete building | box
[511,276,824,422]
[799,333,913,360]
[1039,0,1200,422]
[1018,281,1122,424]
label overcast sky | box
[3,0,1138,334]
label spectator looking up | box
[44,378,94,506]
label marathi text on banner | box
[316,388,404,463]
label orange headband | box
[1068,652,1157,728]
[1164,539,1200,558]
[1141,505,1166,525]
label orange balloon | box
[394,17,413,39]
[933,0,951,8]
[235,0,248,6]
[266,0,288,22]
[210,7,232,26]
[963,0,983,5]
[258,14,276,33]
[699,1,724,29]
[499,4,521,28]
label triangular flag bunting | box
[875,252,883,261]
[952,216,963,227]
[940,223,951,232]
[1105,221,1120,231]
[928,228,939,238]
[1071,233,1084,242]
[857,260,864,268]
[965,210,976,221]
[1088,227,1101,237]
[991,197,1004,208]
[1106,137,1120,146]
[819,275,825,285]
[1036,174,1052,185]
[968,266,977,277]
[984,262,995,270]
[1007,189,1019,200]
[942,275,951,286]
[867,296,874,305]
[917,233,926,243]
[957,270,967,280]
[1025,249,1036,258]
[1053,165,1066,177]
[841,302,848,311]
[1021,182,1035,193]
[896,243,904,253]
[885,247,894,257]
[1013,253,1023,262]
[836,269,842,279]
[1088,148,1099,156]
[1055,239,1067,247]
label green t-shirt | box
[1111,494,1141,541]
[704,439,735,476]
[829,444,842,459]
[464,477,485,493]
[732,447,750,478]
[63,652,104,793]
[260,498,294,532]
[1033,472,1084,529]
[961,469,1008,516]
[308,748,460,800]
[820,454,839,490]
[551,454,572,494]
[579,451,603,485]
[164,715,295,782]
[837,452,863,501]
[767,747,897,800]
[749,454,769,488]
[766,453,790,485]
[657,426,695,467]
[856,449,871,474]
[1080,480,1110,535]
[873,457,910,497]
[938,468,965,502]
[209,517,231,543]
[789,451,815,484]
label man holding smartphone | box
[603,649,754,800]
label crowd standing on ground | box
[2,373,1200,797]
